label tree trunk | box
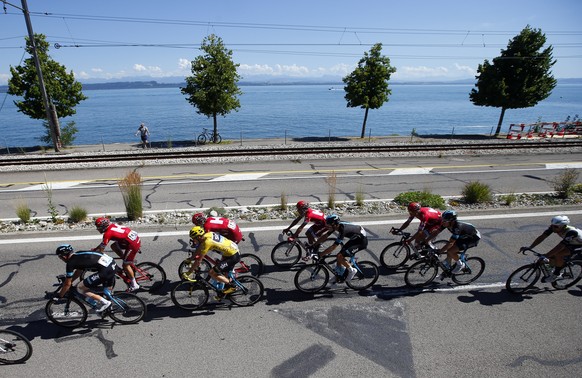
[360,107,370,138]
[49,104,61,150]
[494,107,506,137]
[212,113,218,143]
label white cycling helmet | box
[551,215,570,226]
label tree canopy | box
[343,43,396,138]
[181,34,242,143]
[470,25,557,136]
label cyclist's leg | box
[211,253,241,286]
[79,270,113,309]
[550,244,573,274]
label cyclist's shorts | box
[340,235,368,257]
[83,266,116,288]
[214,252,241,274]
[455,235,480,251]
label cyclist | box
[313,214,368,282]
[192,212,244,244]
[393,202,442,250]
[282,201,327,254]
[53,244,116,313]
[520,215,582,283]
[182,226,241,300]
[428,210,481,276]
[93,217,141,291]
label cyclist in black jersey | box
[53,244,117,313]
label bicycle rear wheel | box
[380,242,410,269]
[45,297,87,328]
[171,281,209,310]
[135,262,167,292]
[346,261,379,290]
[108,292,146,324]
[237,253,264,277]
[404,260,438,288]
[271,241,302,268]
[552,261,582,290]
[0,330,33,364]
[506,264,540,294]
[197,134,207,144]
[228,276,264,306]
[452,257,486,285]
[178,258,211,280]
[294,264,329,293]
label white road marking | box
[546,163,582,169]
[210,173,269,182]
[388,168,433,175]
[18,181,89,191]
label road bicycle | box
[294,254,379,293]
[197,128,222,144]
[0,329,32,364]
[178,250,264,280]
[271,231,335,269]
[506,247,582,294]
[380,227,448,269]
[404,247,486,287]
[171,270,264,310]
[45,275,147,328]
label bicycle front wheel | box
[452,257,486,285]
[108,292,146,324]
[0,330,33,364]
[45,297,87,328]
[135,262,167,292]
[171,281,209,310]
[271,241,302,268]
[346,261,379,290]
[380,242,410,269]
[178,258,211,280]
[213,134,222,144]
[552,260,582,290]
[506,264,540,294]
[294,264,329,293]
[228,276,264,306]
[404,260,438,288]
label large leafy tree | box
[343,43,396,138]
[8,33,87,150]
[470,25,556,136]
[181,34,242,143]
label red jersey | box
[302,208,326,226]
[413,207,442,230]
[204,216,243,244]
[99,223,141,252]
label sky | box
[1,0,581,85]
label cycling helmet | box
[442,210,457,222]
[95,217,111,233]
[191,212,207,226]
[325,214,340,225]
[296,200,309,211]
[551,215,570,226]
[408,202,421,212]
[56,244,74,256]
[189,226,205,239]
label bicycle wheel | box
[135,262,167,292]
[45,297,87,328]
[552,260,582,290]
[346,261,379,290]
[228,276,264,306]
[178,258,212,280]
[452,257,486,285]
[108,292,146,324]
[506,264,541,294]
[0,330,33,364]
[197,134,207,144]
[404,260,438,288]
[171,281,209,310]
[271,241,302,268]
[237,253,264,277]
[213,134,222,144]
[380,242,410,269]
[294,264,330,293]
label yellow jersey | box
[197,232,239,257]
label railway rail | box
[1,140,581,167]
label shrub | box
[280,192,288,211]
[68,205,88,223]
[462,181,493,204]
[39,120,78,147]
[15,202,31,223]
[393,191,446,209]
[551,168,579,199]
[326,171,337,209]
[355,186,365,207]
[118,169,143,220]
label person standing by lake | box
[135,123,150,148]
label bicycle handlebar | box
[390,227,411,238]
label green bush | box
[40,120,78,147]
[551,168,579,199]
[462,181,493,204]
[68,205,88,223]
[15,202,31,223]
[118,170,143,220]
[393,191,446,209]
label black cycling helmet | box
[325,214,340,225]
[442,210,457,222]
[56,244,74,256]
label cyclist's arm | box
[57,276,74,298]
[283,216,302,233]
[396,217,413,232]
[528,231,550,250]
[312,228,334,246]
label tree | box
[343,43,396,138]
[8,34,87,150]
[470,25,557,137]
[181,34,242,143]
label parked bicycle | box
[197,128,222,144]
[45,275,146,328]
[178,250,264,280]
[171,270,264,310]
[271,231,335,269]
[506,247,582,294]
[294,254,379,293]
[404,247,485,287]
[0,329,32,364]
[380,227,448,269]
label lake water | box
[0,83,580,147]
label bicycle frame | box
[184,250,252,276]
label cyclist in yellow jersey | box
[181,226,241,297]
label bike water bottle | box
[335,265,346,276]
[84,296,98,307]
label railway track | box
[1,139,581,167]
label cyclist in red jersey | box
[393,202,442,248]
[93,217,141,291]
[192,212,244,244]
[283,201,327,251]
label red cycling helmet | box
[408,202,421,212]
[95,217,111,233]
[191,212,207,226]
[296,200,309,211]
